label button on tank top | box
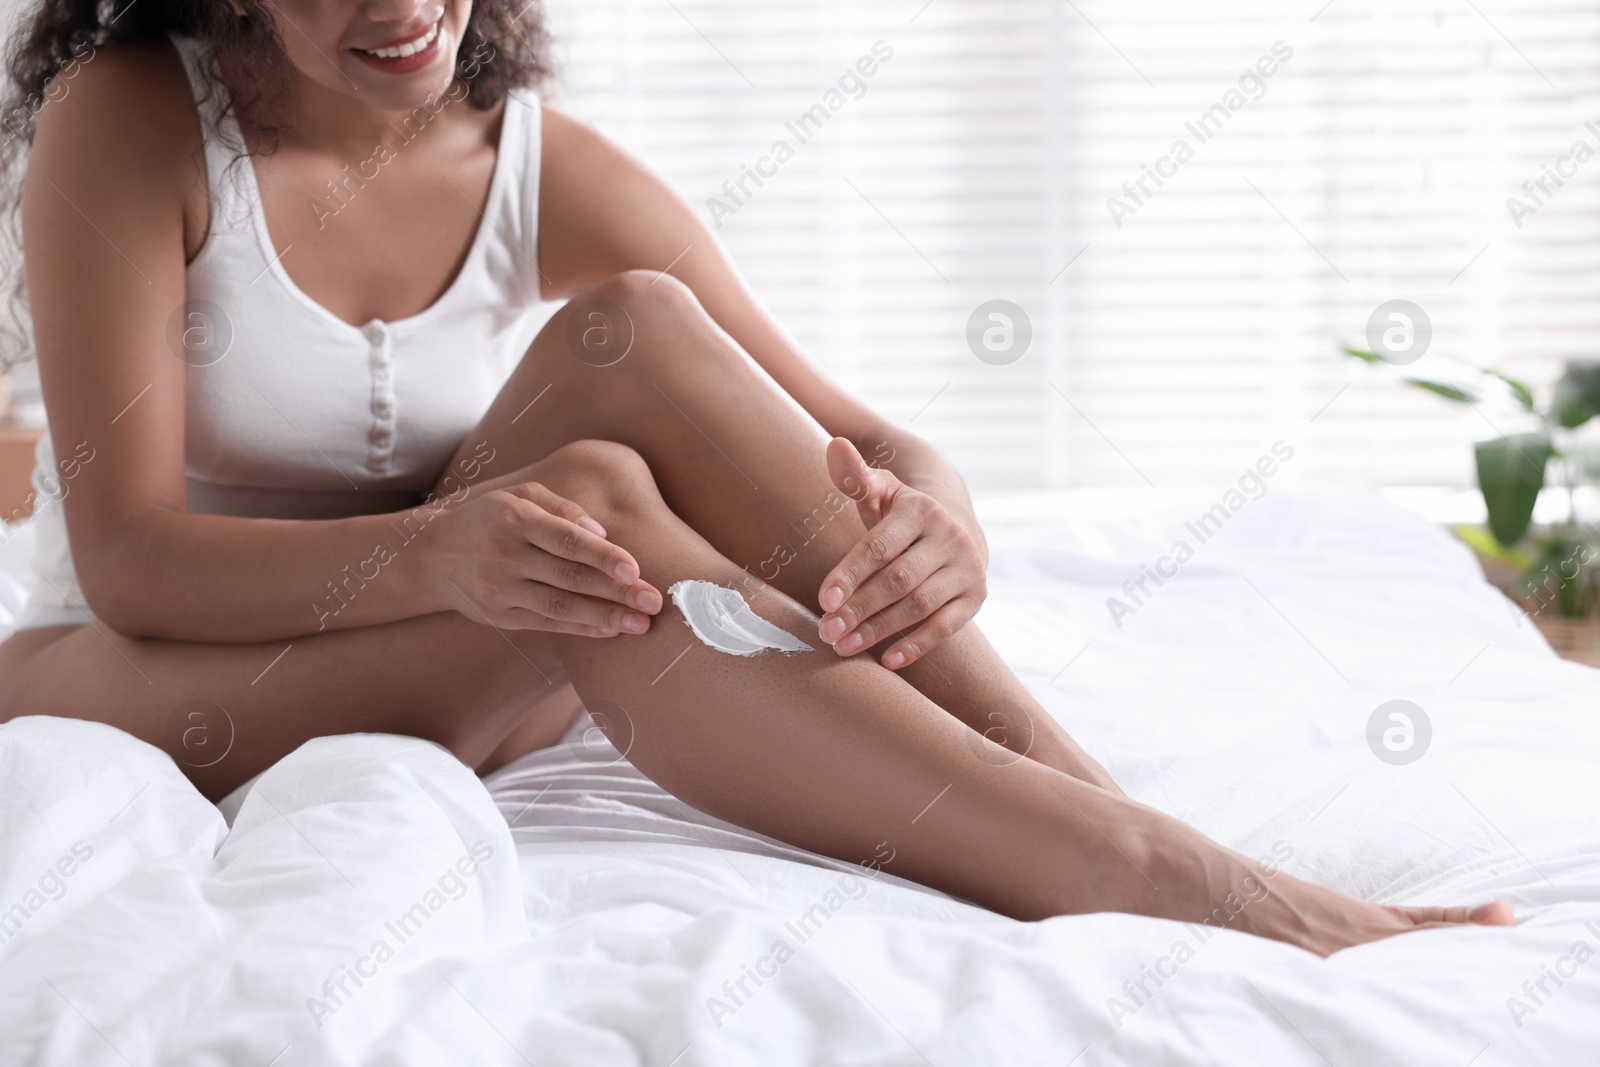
[18,33,545,627]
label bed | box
[0,485,1596,1065]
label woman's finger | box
[825,435,898,524]
[832,568,960,657]
[523,580,654,635]
[512,496,643,585]
[818,541,940,649]
[494,605,621,639]
[508,481,609,539]
[879,597,977,669]
[818,505,922,614]
[522,545,662,614]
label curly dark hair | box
[0,0,555,369]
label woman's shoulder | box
[535,101,701,293]
[28,37,205,226]
[41,36,193,115]
[30,36,201,169]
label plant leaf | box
[1341,345,1383,364]
[1485,370,1535,412]
[1452,523,1532,569]
[1552,362,1600,428]
[1552,377,1589,428]
[1474,432,1552,548]
[1401,377,1479,404]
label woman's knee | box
[587,268,701,322]
[560,270,709,364]
[551,269,761,395]
[538,438,664,520]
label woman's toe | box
[1468,900,1515,926]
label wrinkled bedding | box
[1,487,1597,1065]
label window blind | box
[543,0,1600,491]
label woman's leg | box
[0,605,569,801]
[0,439,1502,950]
[525,439,1505,953]
[443,270,1117,789]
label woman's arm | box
[537,106,988,665]
[25,46,648,644]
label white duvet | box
[1,486,1597,1066]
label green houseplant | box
[1342,347,1600,617]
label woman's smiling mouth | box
[351,16,444,74]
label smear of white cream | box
[668,580,814,657]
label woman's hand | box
[426,481,662,637]
[816,438,987,669]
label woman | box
[0,0,1509,955]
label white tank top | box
[19,33,545,626]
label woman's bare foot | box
[1236,871,1515,957]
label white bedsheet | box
[1,486,1598,1065]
